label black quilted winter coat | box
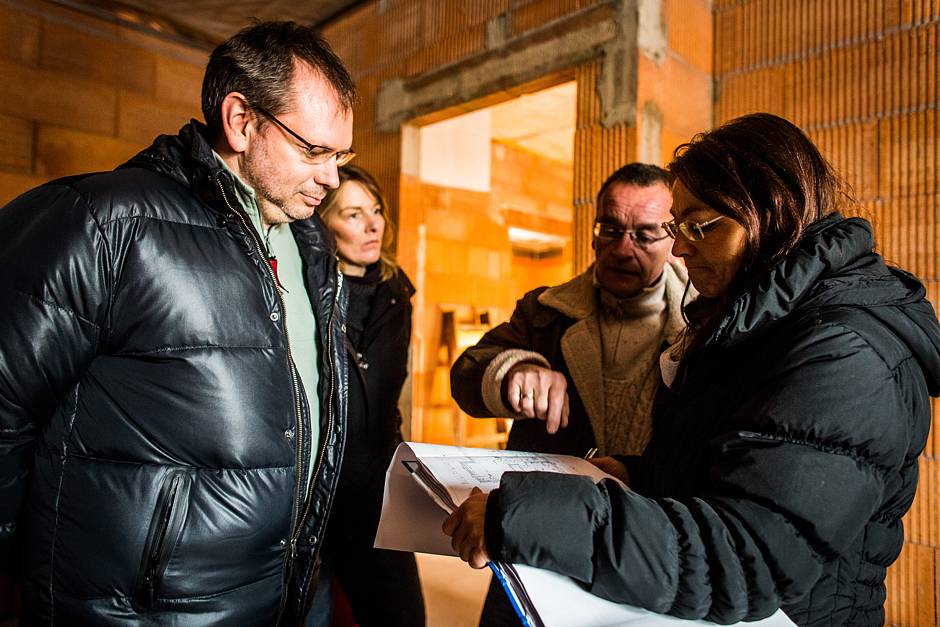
[0,121,349,626]
[484,214,940,626]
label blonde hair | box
[319,165,398,281]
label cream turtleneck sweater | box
[596,271,668,455]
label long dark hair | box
[669,113,854,357]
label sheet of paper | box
[409,441,612,506]
[513,565,796,627]
[375,442,797,627]
[374,442,455,555]
[375,442,611,556]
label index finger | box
[545,385,565,434]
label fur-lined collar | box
[538,261,692,344]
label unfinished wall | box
[713,2,938,624]
[0,0,207,205]
[491,140,574,297]
[571,0,712,267]
[322,0,713,446]
[0,0,932,622]
[398,138,573,445]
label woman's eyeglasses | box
[661,215,725,241]
[253,105,356,167]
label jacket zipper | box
[134,470,191,610]
[290,266,342,556]
[215,178,342,618]
[215,180,307,542]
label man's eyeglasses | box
[253,105,356,167]
[593,222,671,249]
[661,215,725,242]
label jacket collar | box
[537,262,690,453]
[538,261,690,346]
[120,120,221,186]
[537,266,597,320]
[121,120,337,258]
[708,213,940,393]
[711,214,891,347]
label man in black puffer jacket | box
[0,22,357,626]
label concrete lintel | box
[638,0,667,64]
[598,0,639,128]
[376,4,620,133]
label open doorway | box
[398,80,576,448]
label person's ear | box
[219,92,253,154]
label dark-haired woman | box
[308,166,424,627]
[445,113,940,626]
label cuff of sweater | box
[484,487,505,560]
[481,349,551,417]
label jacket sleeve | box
[450,288,550,417]
[485,319,921,623]
[0,184,111,573]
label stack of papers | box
[375,442,795,627]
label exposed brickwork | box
[713,3,939,624]
[397,139,573,445]
[0,0,205,205]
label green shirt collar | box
[212,149,265,238]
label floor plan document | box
[375,442,796,627]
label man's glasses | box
[593,222,670,249]
[661,215,725,242]
[253,105,356,167]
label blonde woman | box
[308,166,423,626]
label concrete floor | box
[417,553,492,627]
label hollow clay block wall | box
[0,0,207,206]
[713,2,940,624]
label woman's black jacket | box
[0,121,349,626]
[484,214,940,626]
[325,270,415,547]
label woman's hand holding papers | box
[443,486,490,569]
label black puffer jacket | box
[327,269,415,543]
[0,121,348,625]
[485,215,940,626]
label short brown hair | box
[201,21,356,139]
